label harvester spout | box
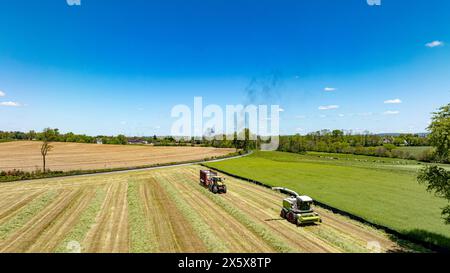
[272,187,300,197]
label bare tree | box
[41,141,53,173]
[40,128,57,173]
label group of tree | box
[277,131,430,161]
[0,129,128,145]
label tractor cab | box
[211,176,225,185]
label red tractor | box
[199,170,227,194]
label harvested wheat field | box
[0,141,235,172]
[0,165,417,253]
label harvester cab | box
[272,187,321,226]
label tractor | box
[200,170,227,194]
[272,187,321,225]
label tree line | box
[277,131,431,161]
[0,129,128,145]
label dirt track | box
[0,141,235,172]
[0,165,407,253]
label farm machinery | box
[200,170,227,194]
[272,187,322,225]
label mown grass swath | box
[0,191,57,239]
[55,188,107,253]
[173,172,296,253]
[127,180,157,253]
[157,176,229,253]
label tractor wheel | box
[287,212,297,225]
[222,186,227,194]
[280,209,286,219]
[212,186,219,194]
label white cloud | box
[324,87,337,92]
[426,40,444,48]
[318,105,339,110]
[383,110,400,115]
[278,108,285,112]
[384,98,402,104]
[338,114,345,117]
[0,101,21,107]
[0,91,5,97]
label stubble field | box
[0,141,235,172]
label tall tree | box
[27,130,36,140]
[417,103,450,224]
[428,103,450,163]
[418,166,450,224]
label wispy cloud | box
[0,91,5,97]
[278,108,285,112]
[318,105,339,110]
[383,110,400,115]
[0,101,21,107]
[358,112,373,116]
[324,87,337,92]
[384,98,402,104]
[425,40,444,48]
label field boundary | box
[202,163,448,253]
[1,151,252,183]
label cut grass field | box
[0,141,235,172]
[205,151,450,250]
[0,165,413,253]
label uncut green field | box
[397,146,433,158]
[205,151,450,249]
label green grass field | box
[397,146,434,158]
[205,151,450,250]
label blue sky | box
[0,0,449,136]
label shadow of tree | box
[389,229,450,253]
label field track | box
[0,164,411,253]
[0,141,235,172]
